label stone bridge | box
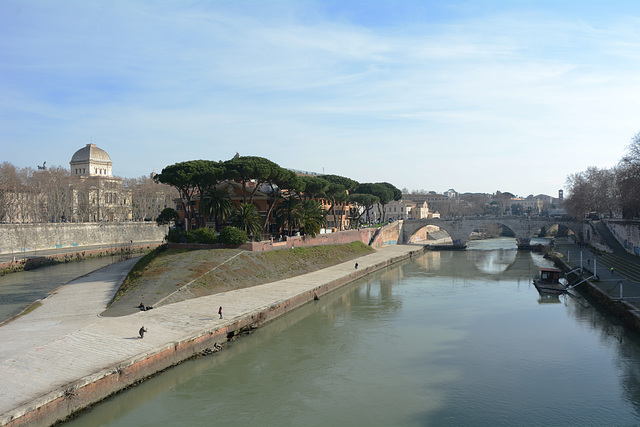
[401,216,579,248]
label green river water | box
[65,239,640,426]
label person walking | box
[611,267,615,276]
[355,262,358,270]
[218,306,223,319]
[139,326,148,339]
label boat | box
[533,267,567,295]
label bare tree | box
[565,167,617,218]
[617,131,640,218]
[0,162,19,222]
[33,166,73,222]
[125,175,178,222]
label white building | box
[69,144,132,222]
[372,200,440,222]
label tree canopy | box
[155,154,403,232]
[563,131,640,219]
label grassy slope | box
[102,242,374,317]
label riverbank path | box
[0,241,163,266]
[0,244,422,425]
[554,237,640,307]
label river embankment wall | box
[551,254,640,332]
[606,219,640,256]
[244,222,402,251]
[1,245,423,427]
[0,222,168,255]
[167,222,403,252]
[0,242,162,274]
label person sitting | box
[138,302,145,311]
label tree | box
[275,196,302,236]
[155,161,202,230]
[156,207,179,227]
[320,174,359,230]
[379,182,402,202]
[125,175,178,222]
[298,176,328,200]
[376,182,402,221]
[510,203,523,216]
[565,167,617,218]
[223,156,282,204]
[299,200,326,237]
[230,203,262,240]
[200,187,234,231]
[0,162,19,222]
[354,183,393,222]
[349,193,379,226]
[30,166,72,223]
[218,226,248,245]
[260,167,302,234]
[616,131,640,218]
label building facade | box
[68,144,132,222]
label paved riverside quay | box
[552,237,640,327]
[0,244,422,427]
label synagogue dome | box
[71,144,112,164]
[70,143,113,177]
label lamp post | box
[619,281,624,300]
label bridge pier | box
[402,217,580,251]
[516,237,544,250]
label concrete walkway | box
[0,257,140,359]
[554,238,640,305]
[0,244,421,426]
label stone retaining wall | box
[0,243,162,274]
[606,219,640,256]
[552,254,640,332]
[0,223,168,255]
[166,225,400,252]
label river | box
[65,238,640,426]
[0,257,118,322]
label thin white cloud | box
[1,1,640,196]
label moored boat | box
[533,267,566,295]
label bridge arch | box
[401,217,579,248]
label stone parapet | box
[0,223,168,255]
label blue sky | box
[2,0,640,197]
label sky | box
[2,0,640,197]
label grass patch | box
[17,301,42,318]
[103,241,375,317]
[109,245,172,305]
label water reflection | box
[417,240,550,280]
[65,241,640,426]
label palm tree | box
[230,203,262,240]
[275,196,302,237]
[300,200,325,237]
[200,187,234,231]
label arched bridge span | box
[401,216,578,248]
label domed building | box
[68,144,132,222]
[70,143,113,177]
